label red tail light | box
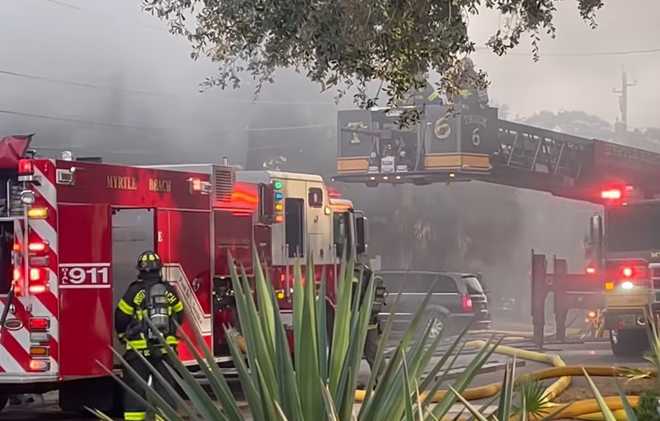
[18,159,34,176]
[461,293,473,312]
[586,266,597,275]
[29,317,50,331]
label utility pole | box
[612,68,636,132]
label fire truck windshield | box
[606,203,660,252]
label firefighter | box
[457,57,489,110]
[399,71,443,107]
[115,251,184,421]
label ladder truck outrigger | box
[0,135,381,413]
[334,97,660,355]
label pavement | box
[0,320,651,420]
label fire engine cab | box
[0,136,370,412]
[587,186,660,356]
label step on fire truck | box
[0,135,372,412]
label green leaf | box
[429,336,503,419]
[496,358,515,421]
[172,319,243,421]
[362,291,402,405]
[129,348,201,421]
[448,386,489,421]
[87,407,115,421]
[582,368,618,421]
[615,382,638,421]
[107,349,179,421]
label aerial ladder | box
[335,102,660,349]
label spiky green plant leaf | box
[582,368,618,421]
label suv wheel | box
[429,315,447,339]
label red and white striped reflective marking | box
[0,160,60,377]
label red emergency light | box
[601,188,622,200]
[621,266,634,278]
[18,159,34,176]
[29,317,50,331]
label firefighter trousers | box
[123,350,178,421]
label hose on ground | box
[465,340,571,401]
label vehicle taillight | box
[28,242,47,252]
[601,188,622,200]
[18,159,34,176]
[586,266,597,275]
[30,346,49,357]
[28,268,47,294]
[28,359,50,372]
[461,293,473,312]
[28,284,47,294]
[621,266,634,278]
[27,207,48,219]
[29,317,50,331]
[29,268,43,282]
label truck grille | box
[213,166,235,202]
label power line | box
[42,0,81,10]
[0,70,165,97]
[0,109,165,131]
[475,46,660,57]
[0,108,333,134]
[0,68,337,106]
[246,124,333,132]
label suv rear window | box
[462,276,484,294]
[379,272,458,294]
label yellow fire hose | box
[550,396,640,420]
[353,339,648,421]
[464,340,572,401]
[236,332,647,419]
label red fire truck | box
[0,136,369,411]
[587,185,660,356]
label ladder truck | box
[335,100,660,355]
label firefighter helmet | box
[136,250,162,273]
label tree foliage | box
[143,0,604,109]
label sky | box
[469,0,660,128]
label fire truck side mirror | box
[356,215,368,255]
[258,183,274,224]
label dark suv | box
[376,271,491,338]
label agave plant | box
[98,253,510,421]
